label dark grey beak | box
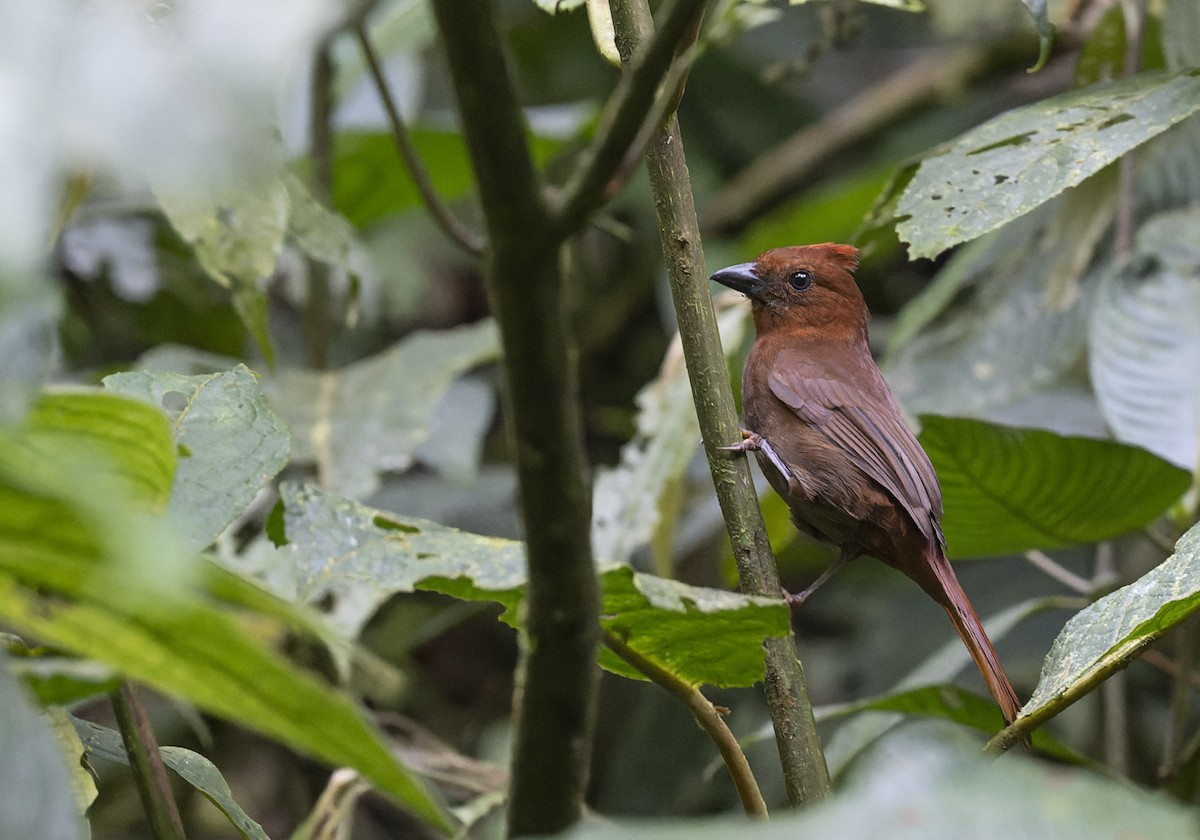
[710,261,765,300]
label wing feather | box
[767,360,944,547]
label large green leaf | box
[1089,209,1200,471]
[267,320,498,499]
[24,390,176,509]
[72,717,269,840]
[575,726,1199,840]
[920,415,1189,558]
[0,403,449,831]
[0,491,450,832]
[104,365,291,551]
[279,484,790,688]
[1017,522,1200,729]
[897,68,1200,258]
[0,656,87,840]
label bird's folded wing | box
[767,365,943,547]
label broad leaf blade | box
[920,415,1189,558]
[281,482,524,637]
[25,390,176,510]
[72,717,270,840]
[1089,209,1200,471]
[280,484,790,688]
[269,321,498,499]
[104,365,291,551]
[897,68,1200,258]
[597,568,789,688]
[1018,523,1200,728]
[0,656,87,840]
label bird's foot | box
[718,429,763,453]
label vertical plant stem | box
[112,682,186,840]
[305,40,336,369]
[609,0,831,807]
[429,2,600,835]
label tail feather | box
[924,551,1021,724]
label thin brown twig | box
[603,629,768,819]
[356,24,486,256]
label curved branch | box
[356,24,485,256]
[602,629,768,819]
[552,0,709,235]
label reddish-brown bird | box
[712,243,1021,724]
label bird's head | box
[710,243,868,335]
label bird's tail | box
[924,550,1022,725]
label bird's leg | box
[785,549,853,609]
[719,430,793,483]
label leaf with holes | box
[278,483,791,687]
[103,365,291,550]
[1018,523,1200,730]
[897,68,1200,258]
[920,415,1189,558]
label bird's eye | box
[789,270,813,292]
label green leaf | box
[577,726,1200,840]
[818,684,1086,764]
[1019,522,1200,728]
[280,481,525,637]
[920,415,1189,558]
[72,716,270,840]
[280,484,791,687]
[592,294,748,566]
[1018,0,1054,72]
[329,130,563,229]
[268,320,498,499]
[25,390,176,510]
[10,656,120,706]
[596,567,789,688]
[1089,208,1200,471]
[0,504,450,832]
[157,179,289,362]
[0,657,88,840]
[283,172,359,270]
[897,68,1200,258]
[104,365,291,551]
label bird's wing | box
[767,358,944,547]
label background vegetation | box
[4,0,1200,837]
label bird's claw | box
[718,429,763,453]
